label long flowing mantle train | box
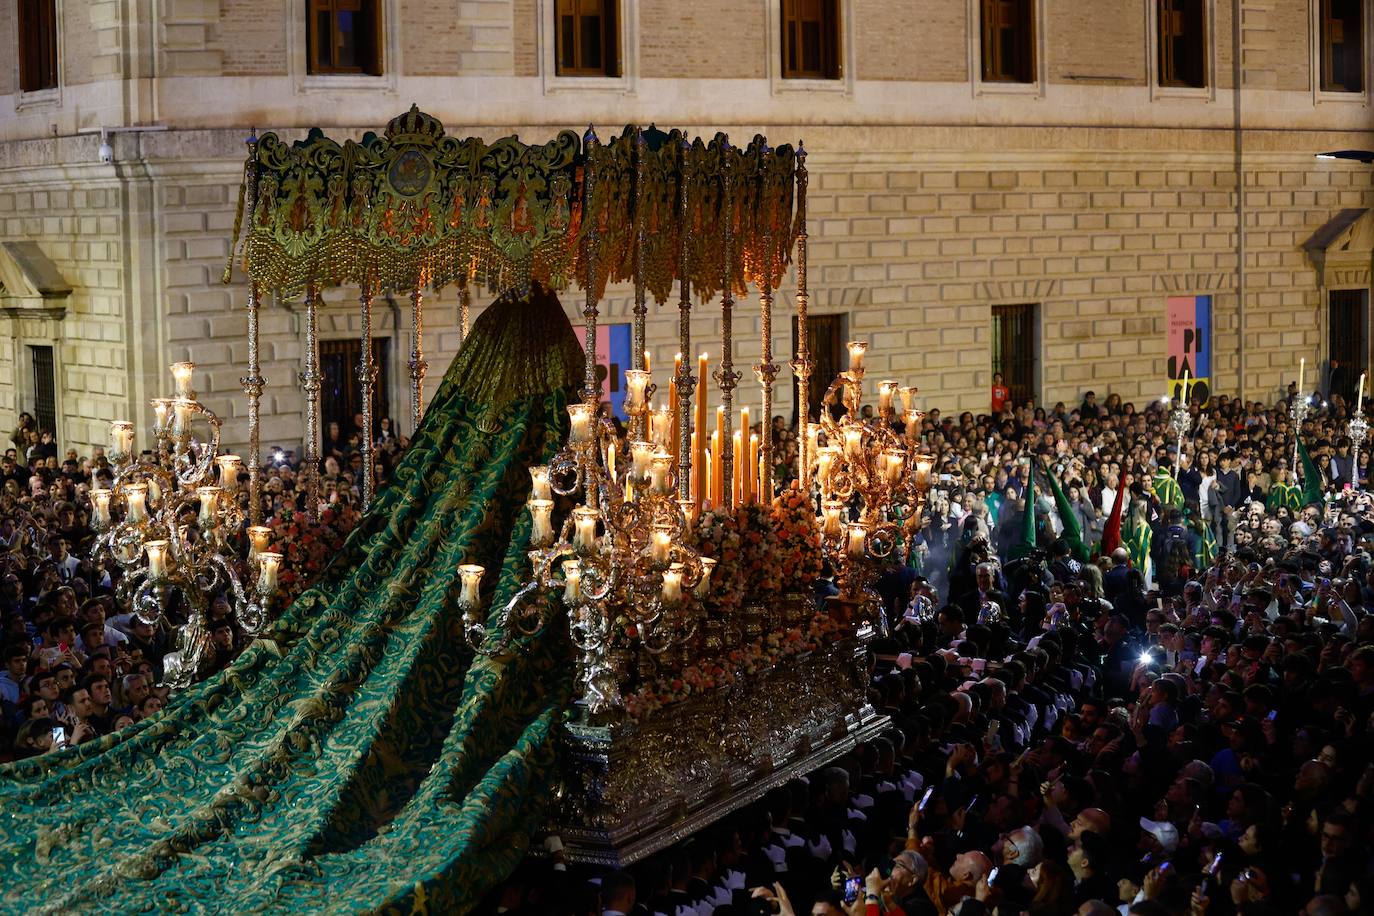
[0,285,584,915]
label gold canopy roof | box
[226,106,800,302]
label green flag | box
[1011,462,1038,560]
[1298,436,1324,506]
[1046,465,1090,563]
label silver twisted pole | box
[409,285,427,430]
[300,285,323,520]
[792,143,811,494]
[716,137,739,511]
[632,127,649,375]
[240,280,265,526]
[676,138,695,506]
[755,147,779,504]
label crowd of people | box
[488,380,1374,916]
[5,377,1374,914]
[0,409,393,759]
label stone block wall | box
[0,138,130,453]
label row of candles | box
[93,359,282,595]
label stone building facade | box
[1,0,1372,456]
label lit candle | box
[90,489,112,528]
[904,408,923,436]
[694,353,708,511]
[247,525,272,563]
[458,564,484,607]
[912,455,935,490]
[733,429,744,506]
[217,455,242,489]
[806,423,820,465]
[847,340,868,372]
[256,551,282,593]
[846,523,869,560]
[124,483,148,524]
[711,429,722,506]
[817,446,839,494]
[563,559,582,603]
[844,427,864,459]
[878,381,898,416]
[650,410,671,449]
[144,540,168,580]
[740,405,750,437]
[528,498,554,546]
[669,353,681,455]
[573,507,600,551]
[110,421,135,462]
[704,449,713,508]
[1299,357,1305,394]
[568,403,594,443]
[172,398,194,439]
[170,361,195,399]
[146,477,161,507]
[1358,372,1366,408]
[607,442,617,481]
[643,349,651,375]
[529,465,552,500]
[696,557,716,597]
[631,440,654,480]
[1180,370,1190,404]
[822,500,845,538]
[151,399,172,437]
[624,370,651,413]
[196,486,221,529]
[649,452,673,494]
[651,524,672,564]
[883,449,905,485]
[661,564,684,603]
[749,433,760,504]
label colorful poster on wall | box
[1166,295,1211,405]
[582,322,632,420]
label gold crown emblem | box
[384,105,447,145]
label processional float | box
[224,107,937,864]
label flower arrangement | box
[621,610,844,720]
[264,501,362,604]
[692,506,746,616]
[771,484,823,594]
[735,502,784,600]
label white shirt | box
[1100,487,1117,516]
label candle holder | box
[459,366,711,721]
[1349,407,1368,492]
[1290,393,1312,475]
[90,360,283,689]
[810,355,935,620]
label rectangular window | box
[555,0,620,77]
[1329,288,1368,405]
[306,0,383,75]
[320,337,391,445]
[980,0,1035,83]
[792,313,847,423]
[1320,0,1364,92]
[18,0,59,92]
[992,303,1039,407]
[1157,0,1207,88]
[29,345,56,440]
[781,0,841,80]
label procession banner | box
[585,322,633,420]
[1166,295,1211,405]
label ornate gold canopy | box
[226,106,799,301]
